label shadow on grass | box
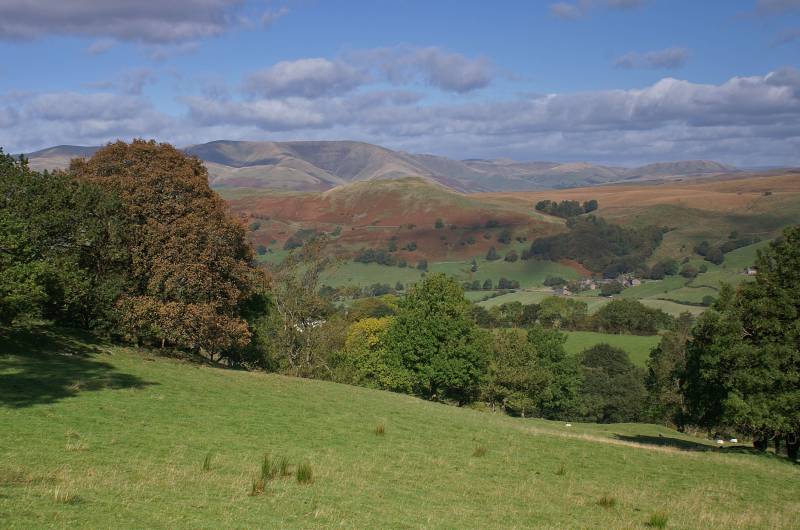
[615,434,793,459]
[0,326,155,408]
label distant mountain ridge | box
[24,140,742,192]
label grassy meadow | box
[2,327,798,529]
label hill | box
[2,326,798,529]
[224,177,564,261]
[24,141,744,192]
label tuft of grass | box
[555,464,566,476]
[597,495,616,508]
[646,512,669,528]
[249,477,265,496]
[261,454,278,481]
[53,486,80,505]
[296,462,313,484]
[202,452,213,472]
[374,422,385,436]
[277,456,291,477]
[472,445,487,457]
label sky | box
[1,0,799,166]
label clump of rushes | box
[646,512,669,528]
[261,454,277,481]
[556,464,566,476]
[296,462,313,484]
[53,486,80,505]
[472,445,487,457]
[249,477,265,496]
[278,456,291,477]
[597,495,616,508]
[374,423,386,435]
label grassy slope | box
[563,331,661,367]
[2,328,799,529]
[321,258,580,289]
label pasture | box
[2,327,798,529]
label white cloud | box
[243,59,367,99]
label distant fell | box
[24,140,743,192]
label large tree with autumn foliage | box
[70,140,263,360]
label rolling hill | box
[224,176,565,261]
[24,140,743,192]
[2,326,798,529]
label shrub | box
[296,462,313,484]
[543,276,566,287]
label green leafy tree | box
[482,329,548,417]
[486,246,500,261]
[384,273,490,404]
[646,312,694,425]
[0,149,129,330]
[593,298,672,335]
[683,227,800,459]
[579,344,647,423]
[526,325,581,419]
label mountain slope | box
[2,326,798,529]
[24,140,743,192]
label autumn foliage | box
[70,140,262,358]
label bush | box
[679,264,698,278]
[543,276,566,287]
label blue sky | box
[1,0,799,165]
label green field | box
[320,258,580,289]
[563,331,662,367]
[2,327,798,528]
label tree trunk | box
[753,438,768,452]
[787,438,799,462]
[774,437,782,455]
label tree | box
[705,247,724,265]
[543,276,566,287]
[482,330,548,416]
[600,281,623,296]
[486,246,500,261]
[683,227,800,460]
[526,325,581,419]
[435,218,445,229]
[579,344,647,423]
[646,312,694,425]
[679,264,698,278]
[593,299,671,335]
[416,259,428,271]
[256,244,268,255]
[1,149,129,330]
[537,296,588,330]
[504,250,519,262]
[71,140,261,360]
[483,279,493,290]
[582,199,598,213]
[333,317,412,392]
[470,258,478,273]
[498,229,512,244]
[384,273,490,404]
